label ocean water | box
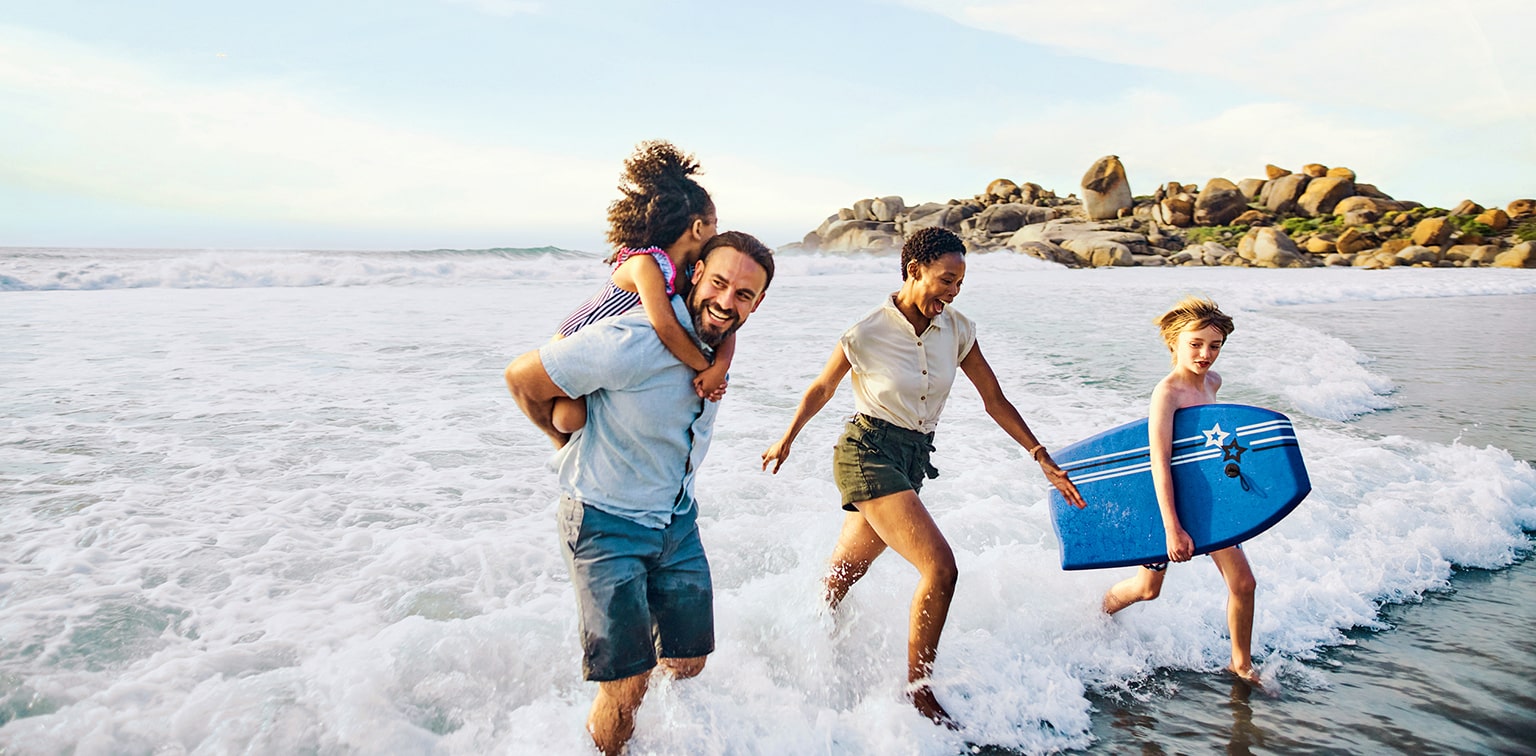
[2,247,1534,755]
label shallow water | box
[1085,555,1536,755]
[1,249,1534,754]
[1285,294,1536,463]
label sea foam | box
[1,258,1532,754]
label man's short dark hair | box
[701,231,775,293]
[900,227,966,280]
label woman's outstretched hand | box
[761,438,792,474]
[1038,452,1087,509]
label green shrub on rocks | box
[1186,225,1249,244]
[1448,217,1495,237]
[1280,216,1346,236]
[1516,219,1536,242]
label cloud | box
[0,25,607,233]
[893,0,1536,122]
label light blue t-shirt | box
[539,296,717,530]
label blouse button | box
[916,341,923,346]
[922,370,927,375]
[920,396,926,401]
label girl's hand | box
[694,362,730,401]
[1038,452,1087,509]
[761,438,792,474]
[1166,527,1195,562]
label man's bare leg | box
[588,671,648,756]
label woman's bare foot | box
[909,684,959,730]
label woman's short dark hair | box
[900,227,966,280]
[605,141,715,261]
[701,231,775,293]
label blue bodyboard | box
[1048,404,1310,570]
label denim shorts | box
[557,495,714,682]
[832,414,939,511]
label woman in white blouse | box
[762,227,1086,727]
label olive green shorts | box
[833,414,939,511]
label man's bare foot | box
[909,684,959,730]
[1227,663,1262,686]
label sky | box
[2,0,1532,253]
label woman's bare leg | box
[824,511,888,608]
[832,489,959,727]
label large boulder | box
[1508,199,1536,220]
[1443,244,1494,263]
[1265,164,1291,180]
[1465,246,1501,265]
[944,202,982,228]
[1332,196,1383,219]
[1451,199,1484,216]
[870,196,906,223]
[986,179,1020,201]
[1263,173,1310,214]
[819,219,900,252]
[1493,241,1536,268]
[851,198,876,222]
[1060,236,1134,267]
[814,213,841,238]
[1011,240,1077,266]
[1336,227,1372,255]
[1297,176,1356,217]
[898,202,950,232]
[1237,227,1306,268]
[1081,155,1133,220]
[1395,245,1440,266]
[976,203,1054,234]
[1411,217,1454,247]
[1198,241,1237,266]
[1475,208,1511,231]
[1237,178,1266,200]
[1302,163,1329,178]
[1326,166,1357,181]
[1232,209,1272,226]
[1008,220,1148,266]
[1156,193,1196,227]
[1194,178,1249,226]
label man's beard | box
[689,298,740,348]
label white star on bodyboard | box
[1203,423,1229,447]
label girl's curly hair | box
[605,141,714,262]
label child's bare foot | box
[909,684,959,730]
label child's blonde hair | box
[1155,296,1234,362]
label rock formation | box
[787,156,1536,269]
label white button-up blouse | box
[838,295,977,434]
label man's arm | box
[504,349,573,448]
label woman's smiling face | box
[906,252,966,318]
